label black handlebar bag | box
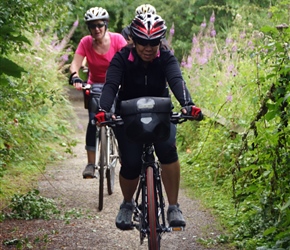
[120,97,172,144]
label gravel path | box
[0,88,234,250]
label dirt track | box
[0,88,234,250]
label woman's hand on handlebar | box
[181,105,203,121]
[71,77,83,90]
[95,110,116,126]
[69,72,84,90]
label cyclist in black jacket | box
[96,13,203,230]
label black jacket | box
[100,46,194,113]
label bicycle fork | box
[95,126,116,173]
[105,127,118,170]
[132,146,185,248]
[132,145,168,246]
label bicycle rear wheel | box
[98,126,107,211]
[106,128,118,195]
[146,166,160,250]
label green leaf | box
[0,57,26,78]
[264,111,277,121]
[284,93,290,102]
[281,198,290,211]
[263,226,277,236]
[260,25,278,35]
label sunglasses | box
[88,22,106,29]
[135,38,160,47]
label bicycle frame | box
[105,126,119,174]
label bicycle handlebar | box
[100,112,198,127]
[171,112,196,124]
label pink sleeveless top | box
[76,32,127,84]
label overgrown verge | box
[0,31,77,209]
[0,0,77,210]
[177,3,290,249]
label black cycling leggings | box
[85,111,97,151]
[85,84,102,151]
[114,123,178,180]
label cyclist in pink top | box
[69,7,127,178]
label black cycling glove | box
[182,105,203,121]
[69,72,83,85]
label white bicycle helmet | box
[131,13,167,40]
[84,7,109,22]
[135,4,156,15]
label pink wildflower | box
[240,31,246,39]
[197,57,208,65]
[194,47,201,54]
[62,54,69,62]
[227,64,238,77]
[73,20,79,27]
[201,17,207,28]
[226,95,233,102]
[210,11,215,23]
[210,29,216,37]
[184,63,192,69]
[192,35,198,44]
[226,38,232,45]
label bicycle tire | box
[106,128,117,195]
[98,126,107,211]
[146,166,160,250]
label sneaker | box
[167,204,186,227]
[82,164,95,179]
[115,200,135,230]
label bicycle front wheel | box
[98,126,107,211]
[106,128,118,195]
[146,166,160,250]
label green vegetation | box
[5,189,60,220]
[0,0,289,249]
[175,2,290,249]
[0,0,76,208]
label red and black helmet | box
[130,13,167,40]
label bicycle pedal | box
[83,174,98,179]
[133,215,140,222]
[170,226,185,232]
[83,176,94,179]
